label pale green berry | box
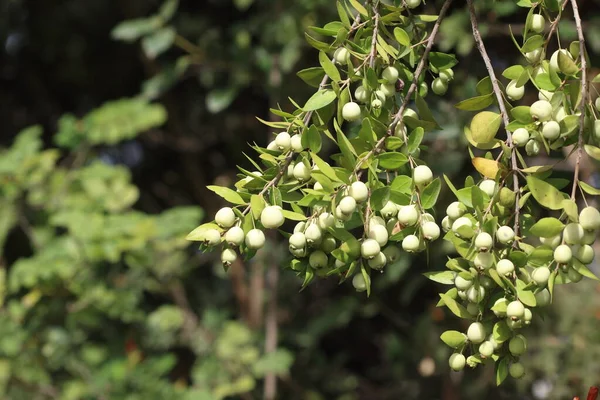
[446,201,466,220]
[487,335,501,350]
[563,223,584,245]
[575,244,594,264]
[261,206,285,229]
[289,232,307,249]
[371,99,382,109]
[334,47,350,65]
[467,322,486,344]
[523,308,533,325]
[370,216,386,226]
[321,235,337,253]
[474,252,493,270]
[293,162,311,181]
[361,239,381,259]
[540,235,561,248]
[595,120,600,140]
[497,226,515,244]
[394,122,407,138]
[579,207,600,231]
[538,89,554,101]
[374,90,386,102]
[530,100,553,121]
[381,201,398,219]
[335,206,351,221]
[266,140,279,152]
[507,316,523,330]
[245,229,266,249]
[215,207,236,228]
[467,285,485,303]
[382,245,402,263]
[479,179,497,197]
[506,80,525,101]
[313,182,323,191]
[379,83,395,97]
[526,139,540,156]
[509,362,525,379]
[496,259,515,276]
[532,266,551,286]
[402,234,421,252]
[479,341,495,358]
[368,252,387,270]
[289,246,306,258]
[431,78,448,95]
[535,289,551,307]
[348,181,369,203]
[422,221,440,241]
[275,132,291,151]
[568,267,583,282]
[398,205,419,226]
[480,276,494,289]
[203,229,221,246]
[352,274,367,292]
[457,290,467,300]
[554,106,567,122]
[493,298,509,317]
[554,244,573,264]
[449,353,466,371]
[466,302,479,316]
[475,232,494,251]
[530,14,545,33]
[455,275,473,291]
[550,49,572,73]
[452,217,474,239]
[413,165,433,187]
[421,213,435,223]
[290,134,303,153]
[309,250,328,268]
[221,248,237,264]
[305,224,323,246]
[441,216,452,232]
[403,108,418,120]
[382,66,399,84]
[225,226,245,246]
[524,47,544,63]
[339,196,357,215]
[294,221,306,233]
[509,335,527,356]
[507,300,525,319]
[439,69,454,82]
[354,85,370,103]
[368,224,389,247]
[596,97,600,111]
[542,121,560,140]
[318,212,335,230]
[342,102,362,122]
[406,0,421,9]
[583,229,597,245]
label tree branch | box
[368,3,380,69]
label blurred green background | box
[1,0,600,399]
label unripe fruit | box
[289,246,306,258]
[312,182,321,191]
[221,248,237,264]
[467,285,485,303]
[467,322,486,344]
[309,250,328,268]
[509,335,527,356]
[413,165,433,187]
[394,122,406,138]
[474,251,493,270]
[579,206,600,230]
[275,132,291,151]
[402,234,421,252]
[507,300,525,319]
[339,196,357,215]
[455,275,473,290]
[525,47,544,63]
[225,226,245,246]
[294,221,306,233]
[342,102,361,122]
[554,244,572,264]
[421,213,435,223]
[371,99,382,109]
[532,266,551,286]
[479,179,497,197]
[498,188,515,207]
[540,234,561,248]
[457,290,467,300]
[245,229,266,249]
[370,216,386,226]
[525,139,540,156]
[348,181,369,203]
[550,49,573,73]
[575,244,594,264]
[335,205,351,221]
[539,89,554,101]
[446,201,467,220]
[382,245,401,263]
[529,14,545,33]
[509,362,525,379]
[475,232,494,251]
[381,201,399,219]
[368,224,389,247]
[361,239,380,259]
[304,224,323,246]
[523,308,532,324]
[583,229,596,245]
[422,221,440,241]
[493,298,509,317]
[290,134,303,153]
[374,90,386,102]
[542,121,560,140]
[596,120,600,140]
[352,274,367,292]
[535,289,551,307]
[405,0,421,9]
[479,341,495,358]
[379,83,395,97]
[466,302,479,316]
[439,69,454,82]
[354,85,370,103]
[204,229,221,246]
[480,276,494,289]
[398,205,419,226]
[442,216,452,232]
[289,232,307,250]
[318,212,335,230]
[321,235,336,253]
[449,353,466,371]
[497,226,515,244]
[568,267,583,282]
[496,259,515,276]
[506,80,525,101]
[452,217,474,239]
[333,47,350,65]
[596,97,600,111]
[403,108,418,120]
[554,106,567,122]
[368,252,387,270]
[215,207,236,228]
[267,141,279,152]
[432,78,448,95]
[261,206,285,229]
[382,66,399,84]
[530,100,553,121]
[563,223,584,245]
[293,162,311,181]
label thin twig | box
[368,3,380,69]
[569,0,587,200]
[544,0,569,50]
[467,0,521,241]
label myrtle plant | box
[187,0,600,384]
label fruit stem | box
[569,0,587,201]
[543,1,569,52]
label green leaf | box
[334,119,357,163]
[206,87,239,114]
[360,263,372,297]
[111,17,161,42]
[297,67,326,88]
[159,0,179,19]
[517,287,537,307]
[319,51,341,82]
[377,152,408,170]
[281,210,307,221]
[510,106,533,123]
[385,136,404,151]
[470,111,502,144]
[572,259,599,280]
[558,51,579,75]
[496,357,509,386]
[528,217,565,238]
[250,195,266,220]
[303,89,337,111]
[455,94,494,111]
[476,77,493,95]
[349,0,368,16]
[424,271,455,285]
[493,321,512,343]
[420,178,441,209]
[302,125,322,153]
[438,293,471,318]
[142,27,176,59]
[526,175,565,210]
[370,187,390,211]
[186,222,222,241]
[393,27,411,47]
[310,153,341,182]
[207,185,247,205]
[407,127,424,153]
[440,330,467,348]
[502,65,525,80]
[584,145,600,161]
[579,181,600,196]
[428,52,458,70]
[521,35,544,53]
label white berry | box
[215,207,236,228]
[261,206,285,229]
[245,229,266,249]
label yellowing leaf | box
[470,111,502,144]
[463,127,501,150]
[472,157,502,179]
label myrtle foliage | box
[188,0,600,383]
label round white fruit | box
[496,259,515,276]
[554,244,573,264]
[579,206,600,231]
[318,212,335,230]
[348,181,369,203]
[290,134,303,153]
[382,66,399,84]
[474,252,493,270]
[532,266,551,286]
[530,14,545,33]
[293,162,311,181]
[449,353,466,371]
[275,132,291,151]
[402,234,421,252]
[245,229,266,249]
[431,78,448,95]
[452,217,474,239]
[509,335,527,356]
[506,300,525,319]
[563,223,584,245]
[405,0,421,8]
[304,224,323,245]
[479,179,497,197]
[455,275,473,290]
[261,206,285,229]
[467,322,486,344]
[361,239,381,259]
[339,196,357,215]
[509,362,525,379]
[225,226,245,246]
[479,341,495,358]
[368,224,389,247]
[398,205,419,226]
[524,47,544,64]
[475,232,494,251]
[221,248,237,264]
[334,47,350,65]
[352,274,367,291]
[368,252,387,270]
[446,201,466,220]
[309,250,328,268]
[342,102,362,122]
[289,232,307,249]
[422,221,440,241]
[575,244,594,264]
[380,201,398,219]
[542,121,560,140]
[354,85,370,103]
[506,80,525,100]
[413,165,433,187]
[497,225,515,244]
[530,100,553,121]
[215,207,236,228]
[203,229,221,246]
